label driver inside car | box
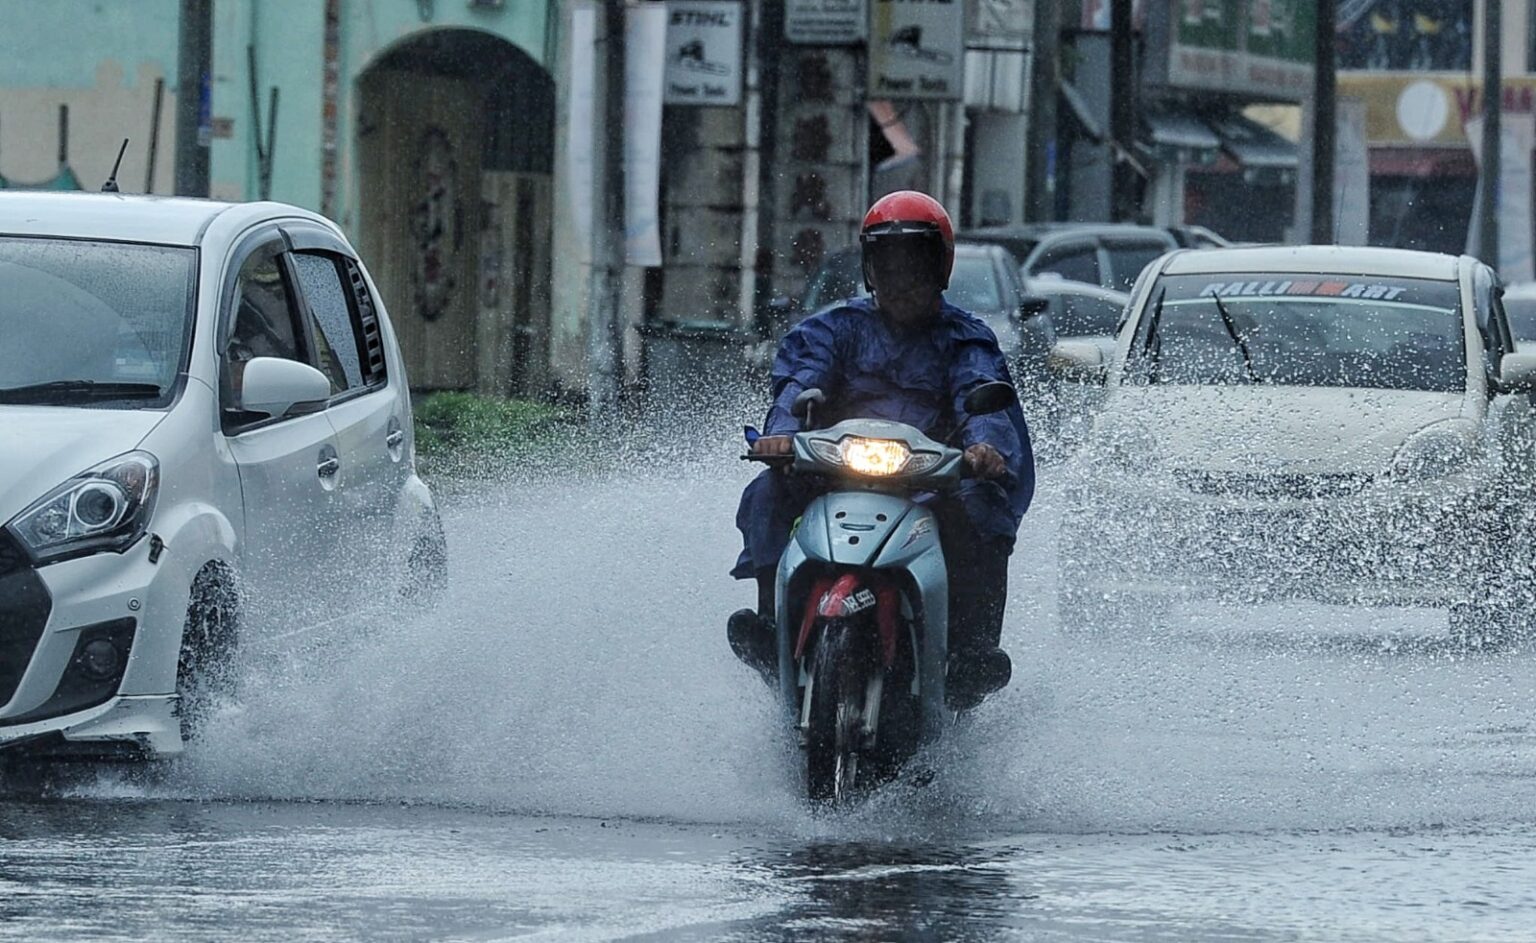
[728,190,1036,711]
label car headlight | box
[1390,421,1480,480]
[5,452,159,564]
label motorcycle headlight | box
[1390,421,1480,480]
[6,452,159,565]
[842,438,912,476]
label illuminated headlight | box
[6,452,159,565]
[1390,421,1479,480]
[842,438,912,476]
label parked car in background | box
[1026,276,1131,450]
[770,243,1060,432]
[0,191,445,760]
[1059,245,1536,648]
[1500,281,1536,347]
[961,223,1182,292]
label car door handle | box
[386,430,405,448]
[317,457,341,479]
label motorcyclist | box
[728,190,1035,710]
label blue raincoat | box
[733,296,1035,579]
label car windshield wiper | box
[0,380,165,404]
[1138,286,1168,364]
[1210,294,1259,382]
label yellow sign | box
[1339,74,1536,147]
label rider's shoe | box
[727,609,777,685]
[946,647,1012,712]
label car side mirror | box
[1014,295,1051,321]
[1497,350,1536,393]
[963,381,1018,416]
[240,357,332,418]
[1049,340,1109,384]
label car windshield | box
[1131,274,1465,392]
[0,237,195,406]
[800,250,1002,313]
[1105,243,1165,291]
[1504,295,1536,344]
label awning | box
[1140,108,1220,165]
[1059,80,1104,143]
[1207,114,1298,172]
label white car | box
[0,191,444,758]
[1058,246,1536,646]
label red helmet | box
[859,190,955,291]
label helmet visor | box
[860,229,947,293]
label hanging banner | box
[664,1,743,106]
[868,0,966,101]
[1466,113,1536,284]
[566,2,597,263]
[626,5,667,266]
[786,0,866,44]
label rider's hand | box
[964,443,1006,480]
[753,435,794,457]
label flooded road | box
[4,443,1536,940]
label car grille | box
[1174,469,1374,500]
[0,530,51,709]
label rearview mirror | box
[240,357,331,418]
[1498,350,1536,393]
[963,381,1018,416]
[1049,340,1109,384]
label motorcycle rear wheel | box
[805,620,867,804]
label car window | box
[1033,244,1100,285]
[1104,243,1166,292]
[227,246,305,402]
[945,254,1004,311]
[291,252,365,392]
[1504,296,1536,344]
[1132,274,1466,392]
[1055,291,1125,336]
[0,237,194,405]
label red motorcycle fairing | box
[794,572,904,666]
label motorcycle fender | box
[802,492,916,569]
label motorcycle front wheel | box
[805,619,868,804]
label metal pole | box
[587,0,626,420]
[1026,0,1060,221]
[146,77,165,193]
[1478,0,1501,269]
[1310,0,1337,244]
[174,0,211,197]
[1109,0,1137,222]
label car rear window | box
[0,237,195,405]
[1105,243,1167,291]
[945,254,1003,312]
[1129,273,1466,391]
[1055,290,1126,336]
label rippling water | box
[3,427,1536,940]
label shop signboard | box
[664,1,743,106]
[1339,74,1536,147]
[868,0,966,101]
[1146,0,1315,101]
[785,0,866,44]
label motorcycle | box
[745,381,1018,803]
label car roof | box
[825,242,997,260]
[964,222,1171,239]
[1159,245,1464,280]
[0,190,332,247]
